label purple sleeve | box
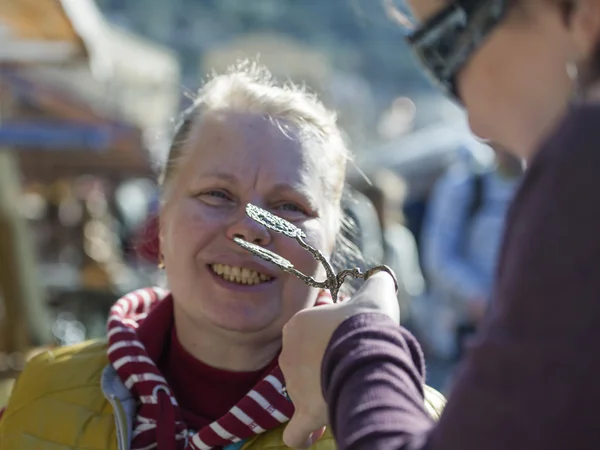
[322,313,434,450]
[322,105,600,450]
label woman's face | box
[407,0,599,159]
[160,111,337,345]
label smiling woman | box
[0,60,444,450]
[157,71,347,346]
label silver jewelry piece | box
[233,204,399,302]
[566,60,584,102]
[567,61,579,81]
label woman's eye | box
[207,190,230,199]
[196,190,232,203]
[278,203,302,212]
[275,203,310,219]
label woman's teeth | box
[210,264,272,285]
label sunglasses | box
[406,0,511,102]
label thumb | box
[347,270,398,304]
[345,271,400,322]
[283,411,325,449]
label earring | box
[158,255,165,270]
[566,60,584,103]
[567,61,579,80]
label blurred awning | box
[0,69,152,180]
[0,0,82,42]
[0,0,181,179]
[0,0,180,154]
[0,122,113,150]
[0,0,86,63]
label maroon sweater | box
[136,297,278,432]
[322,103,600,450]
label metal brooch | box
[233,204,398,302]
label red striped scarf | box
[107,287,302,450]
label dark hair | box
[331,189,383,296]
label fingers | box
[283,411,326,448]
[346,271,401,323]
[309,427,327,444]
[364,265,399,293]
[350,270,398,301]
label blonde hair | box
[160,61,349,220]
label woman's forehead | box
[182,112,327,190]
[192,111,300,148]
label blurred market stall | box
[0,0,180,392]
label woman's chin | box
[206,306,280,335]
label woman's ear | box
[158,210,167,260]
[570,0,600,60]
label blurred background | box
[0,0,500,401]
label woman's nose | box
[226,210,272,246]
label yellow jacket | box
[0,340,445,450]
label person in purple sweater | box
[278,0,600,449]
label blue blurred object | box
[0,121,113,151]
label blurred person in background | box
[276,0,600,448]
[0,63,444,450]
[416,143,523,360]
[356,170,425,325]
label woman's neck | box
[173,306,280,372]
